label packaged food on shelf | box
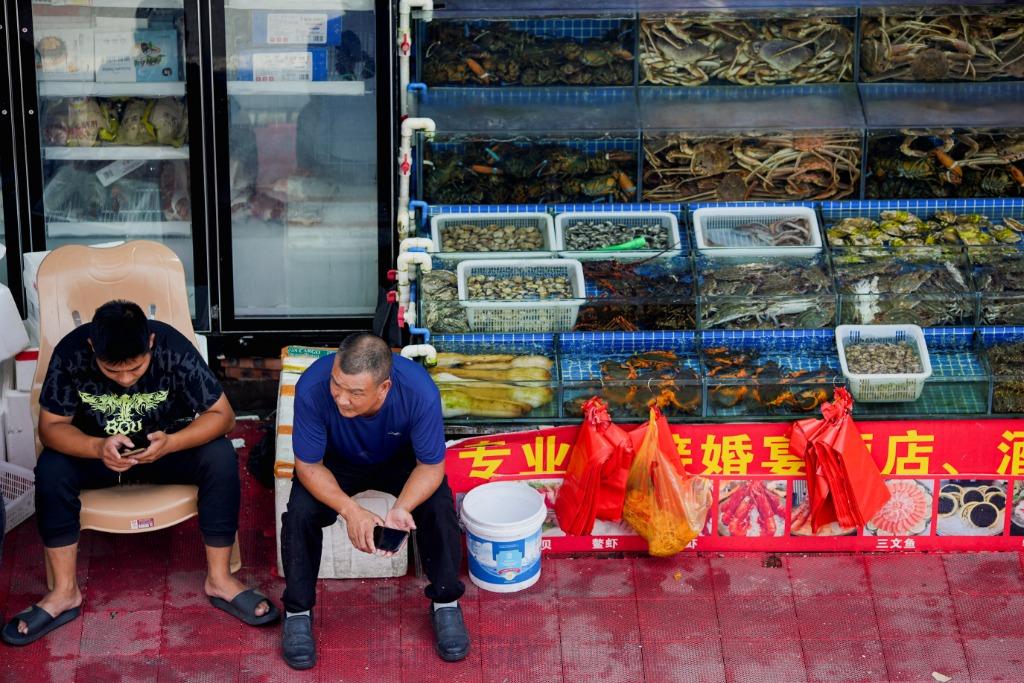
[419,17,634,87]
[560,332,702,419]
[865,127,1024,199]
[42,96,187,148]
[575,256,696,332]
[251,11,344,46]
[832,246,975,326]
[95,30,180,83]
[422,135,638,205]
[639,10,854,86]
[696,254,836,330]
[426,335,558,420]
[35,28,95,81]
[235,47,330,82]
[702,329,840,418]
[43,163,171,225]
[160,162,190,221]
[860,5,1024,83]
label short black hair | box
[90,300,151,364]
[336,333,392,384]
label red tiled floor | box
[4,423,1024,682]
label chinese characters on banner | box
[446,420,1024,553]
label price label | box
[266,13,328,45]
[95,159,146,187]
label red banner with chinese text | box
[446,420,1024,553]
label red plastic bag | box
[555,398,622,535]
[623,408,712,556]
[788,388,891,531]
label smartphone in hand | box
[373,525,409,554]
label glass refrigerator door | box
[29,0,202,318]
[221,1,380,322]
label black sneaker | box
[282,614,316,670]
[430,604,470,662]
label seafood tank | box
[639,86,863,203]
[427,335,559,421]
[832,247,976,326]
[860,4,1024,83]
[853,327,989,417]
[575,255,696,332]
[701,330,841,418]
[972,246,1024,326]
[695,253,836,330]
[980,328,1024,414]
[560,332,702,420]
[821,200,1024,247]
[418,16,635,87]
[639,10,855,86]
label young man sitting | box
[1,300,280,646]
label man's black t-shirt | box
[39,320,223,440]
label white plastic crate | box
[1,460,34,534]
[430,212,554,260]
[456,259,585,333]
[693,206,822,257]
[836,324,932,402]
[554,210,681,260]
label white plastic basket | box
[456,259,585,333]
[1,461,35,534]
[836,324,932,402]
[554,211,681,260]
[693,206,822,257]
[430,212,554,260]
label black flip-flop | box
[1,605,81,646]
[208,589,280,626]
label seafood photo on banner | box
[827,209,1024,246]
[575,257,695,332]
[562,349,702,419]
[864,480,934,536]
[420,19,635,87]
[866,129,1024,199]
[639,12,854,86]
[832,248,974,326]
[936,480,1008,536]
[703,345,837,416]
[1012,482,1024,536]
[718,480,787,537]
[860,6,1024,82]
[696,257,836,329]
[423,138,638,205]
[642,131,861,202]
[984,339,1024,414]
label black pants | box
[280,452,464,613]
[34,437,240,549]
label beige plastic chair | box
[30,241,239,584]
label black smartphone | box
[127,432,150,450]
[373,525,409,553]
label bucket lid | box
[461,481,546,535]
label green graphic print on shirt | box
[78,390,170,435]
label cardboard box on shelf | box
[252,11,343,46]
[35,28,95,81]
[95,29,180,83]
[235,47,329,82]
[4,390,34,471]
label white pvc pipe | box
[397,0,434,116]
[401,344,437,364]
[396,251,432,281]
[397,117,436,237]
[399,237,434,253]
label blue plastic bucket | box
[460,482,546,593]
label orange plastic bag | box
[622,408,712,557]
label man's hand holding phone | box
[100,435,140,472]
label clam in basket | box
[430,212,555,261]
[554,210,682,260]
[693,206,822,258]
[836,324,932,402]
[456,259,585,333]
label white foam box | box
[273,352,406,579]
[15,349,38,393]
[0,285,29,364]
[3,390,35,470]
[22,250,48,333]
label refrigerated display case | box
[212,0,390,331]
[22,0,207,323]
